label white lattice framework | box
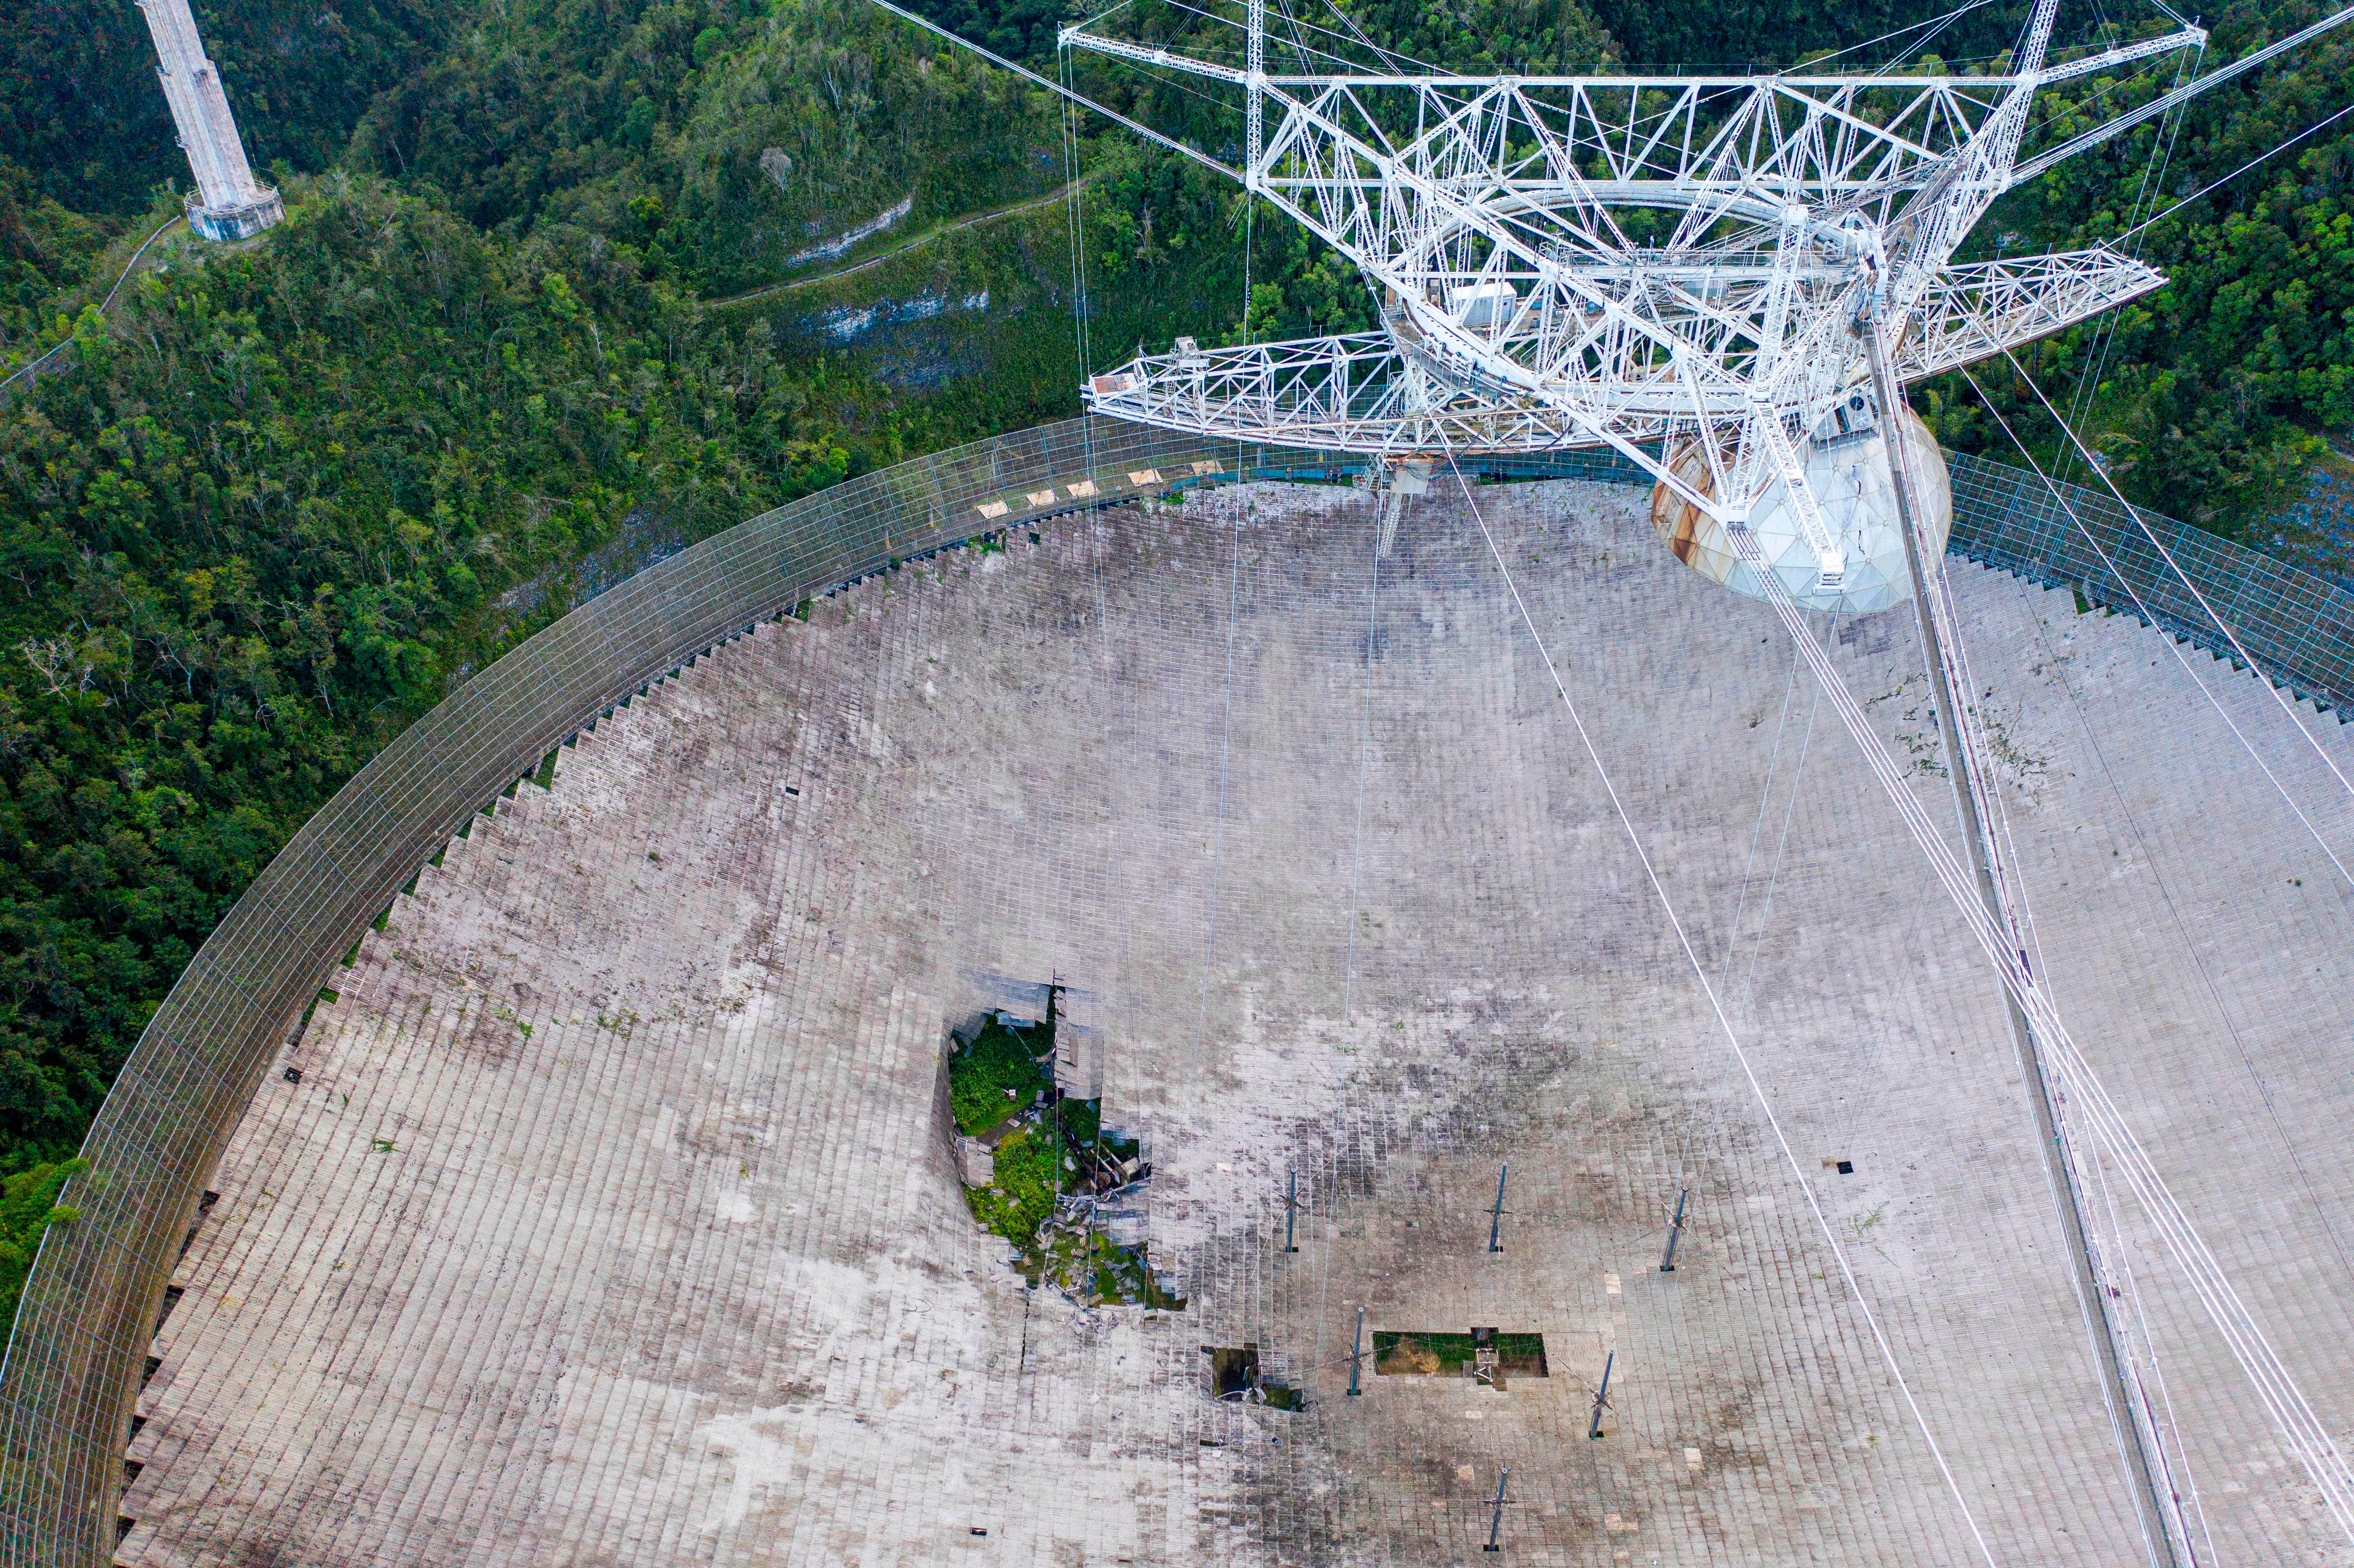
[1052,0,2353,584]
[1086,247,2164,452]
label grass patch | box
[954,998,1165,1307]
[1374,1330,1548,1378]
[968,1126,1061,1242]
[964,1107,1166,1307]
[948,1014,1050,1134]
[1376,1330,1477,1375]
[1055,1095,1100,1149]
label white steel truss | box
[1087,247,2165,470]
[1037,0,2354,577]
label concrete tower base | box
[186,187,283,243]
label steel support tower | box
[135,0,283,242]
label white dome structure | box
[1650,395,1953,615]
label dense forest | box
[0,0,2345,1222]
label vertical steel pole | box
[1483,1468,1510,1552]
[1660,1187,1689,1272]
[1866,310,2183,1568]
[1284,1168,1298,1253]
[1348,1306,1364,1397]
[1245,0,1264,177]
[1487,1164,1507,1253]
[1587,1350,1613,1440]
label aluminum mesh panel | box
[1946,450,2354,716]
[0,416,2346,1563]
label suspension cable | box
[2116,95,2354,240]
[1442,453,2005,1568]
[869,0,1241,181]
[1801,0,2000,70]
[2058,37,2195,482]
[1959,369,2354,896]
[1722,446,2354,1549]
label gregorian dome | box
[1650,391,1955,616]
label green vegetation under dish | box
[1374,1330,1550,1379]
[0,1158,82,1332]
[948,1013,1049,1134]
[949,1011,1171,1307]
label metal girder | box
[1082,243,2159,523]
[1031,0,2331,557]
[2013,3,2354,185]
[1899,249,2167,380]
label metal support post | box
[134,0,284,240]
[1587,1350,1613,1440]
[1347,1306,1364,1396]
[1487,1164,1507,1253]
[1866,308,2183,1568]
[1660,1187,1689,1272]
[1244,0,1264,177]
[1483,1468,1510,1552]
[1284,1168,1299,1253]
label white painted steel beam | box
[1044,0,2257,555]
